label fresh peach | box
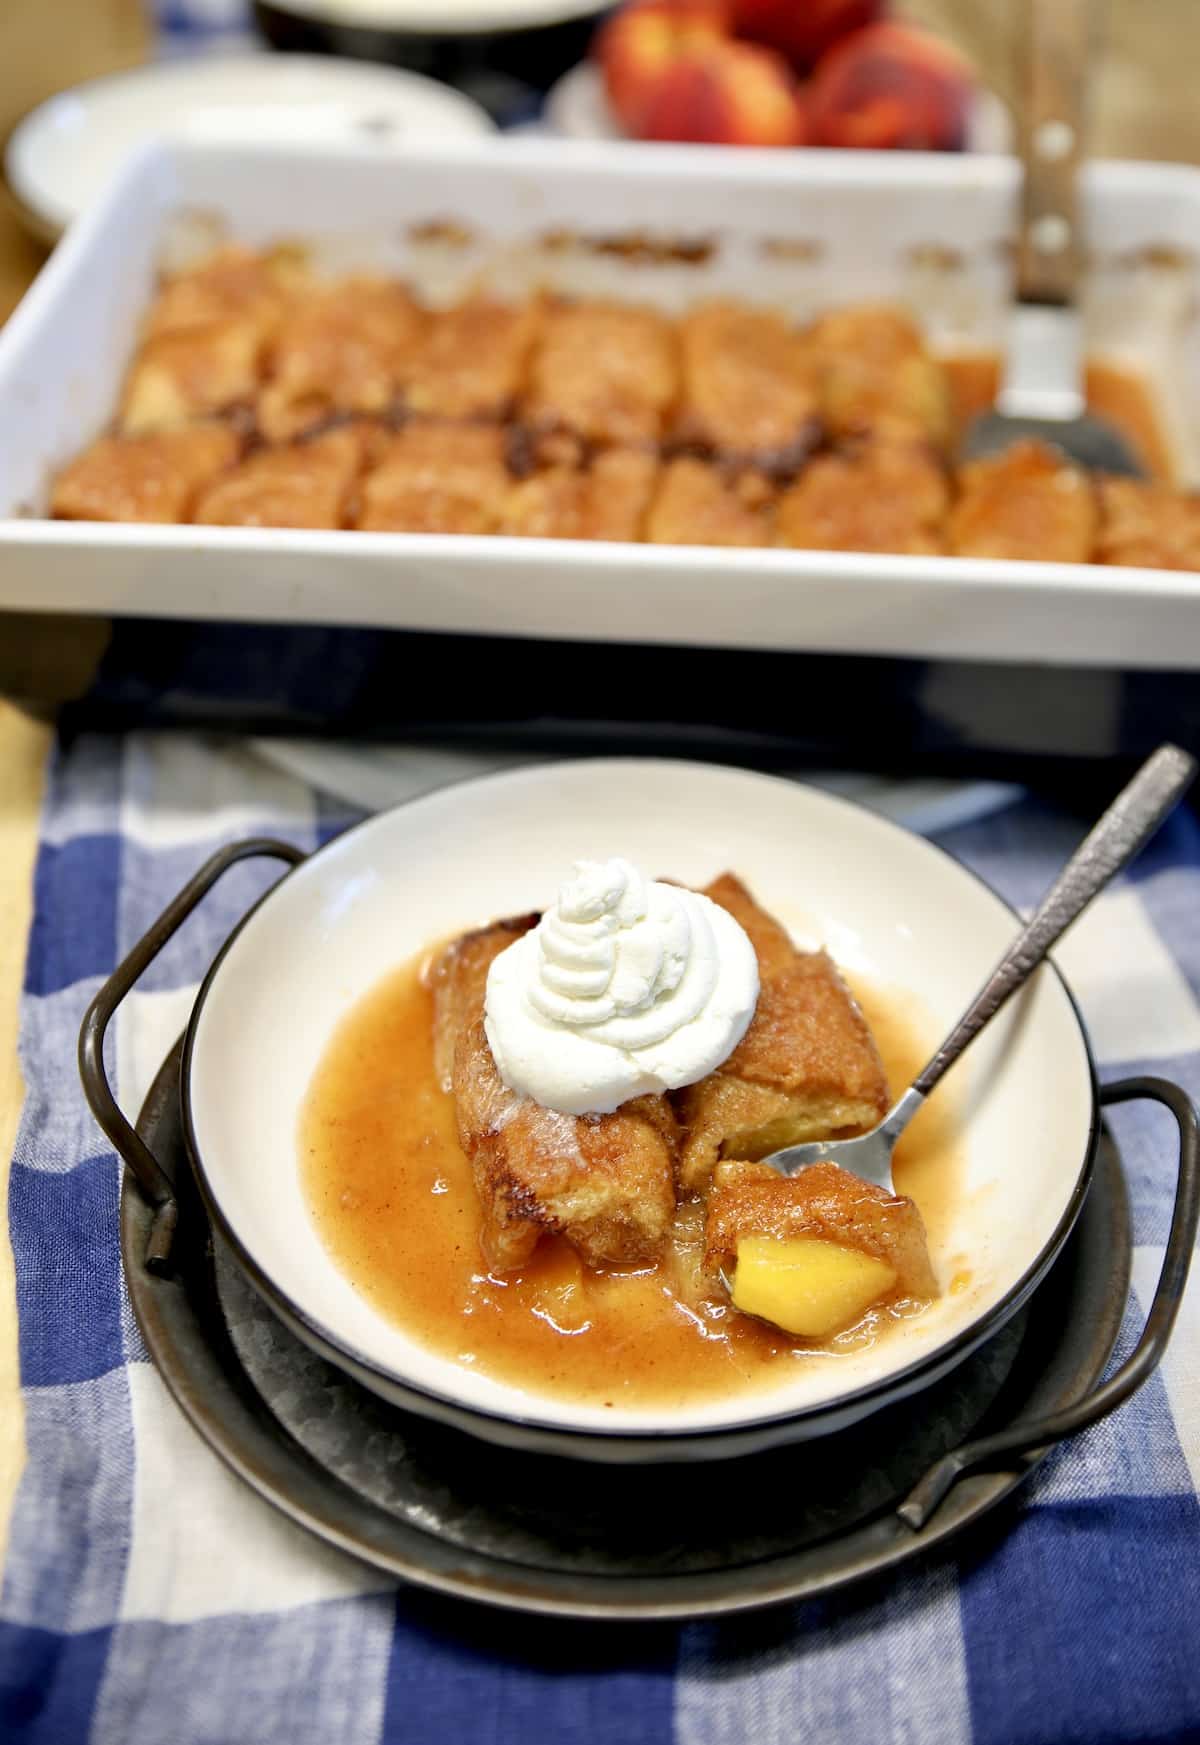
[636,38,807,146]
[595,0,731,136]
[732,0,884,73]
[808,21,973,150]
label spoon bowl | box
[754,1086,926,1195]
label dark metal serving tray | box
[118,1034,1167,1621]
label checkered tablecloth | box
[2,731,1199,1745]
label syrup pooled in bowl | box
[299,951,962,1410]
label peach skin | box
[636,38,806,146]
[732,0,883,73]
[596,0,731,135]
[808,21,973,151]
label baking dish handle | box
[899,1075,1199,1530]
[79,837,307,1277]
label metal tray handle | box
[84,858,1197,1506]
[900,1075,1200,1529]
[79,837,306,1276]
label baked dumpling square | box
[258,278,425,441]
[676,874,889,1191]
[776,442,948,554]
[145,244,304,341]
[357,424,512,533]
[676,301,818,462]
[193,427,367,529]
[120,320,262,433]
[524,300,679,446]
[50,425,241,523]
[405,297,542,421]
[808,305,951,449]
[948,439,1096,563]
[646,458,774,547]
[503,449,660,541]
[430,918,678,1272]
[1096,476,1200,571]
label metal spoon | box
[753,743,1196,1196]
[961,0,1142,475]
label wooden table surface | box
[1,1,1198,1578]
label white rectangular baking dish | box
[2,135,1200,670]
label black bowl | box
[253,0,608,121]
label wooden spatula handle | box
[1017,0,1094,308]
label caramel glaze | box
[299,956,962,1410]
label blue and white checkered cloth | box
[3,731,1199,1745]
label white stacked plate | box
[4,53,493,240]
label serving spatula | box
[961,0,1142,475]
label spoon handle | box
[911,744,1196,1101]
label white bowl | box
[4,54,493,240]
[545,62,1014,154]
[261,0,608,35]
[183,758,1096,1460]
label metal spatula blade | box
[961,0,1144,477]
[962,307,1143,474]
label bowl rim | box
[180,755,1101,1446]
[253,0,610,41]
[2,50,496,242]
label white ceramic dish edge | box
[258,0,608,37]
[1,139,1200,666]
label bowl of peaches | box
[79,758,1198,1465]
[551,0,1006,153]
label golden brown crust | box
[808,305,950,448]
[430,920,678,1272]
[676,301,818,458]
[645,458,773,547]
[405,297,542,421]
[60,252,1199,569]
[146,244,304,341]
[1096,476,1200,571]
[502,449,659,542]
[357,424,512,534]
[121,320,262,433]
[258,278,425,441]
[948,439,1096,563]
[676,874,889,1190]
[524,300,679,445]
[193,427,367,529]
[776,443,948,554]
[704,1159,937,1300]
[51,425,242,523]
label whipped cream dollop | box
[484,858,759,1116]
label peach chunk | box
[732,1236,898,1338]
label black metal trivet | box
[122,1037,1132,1619]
